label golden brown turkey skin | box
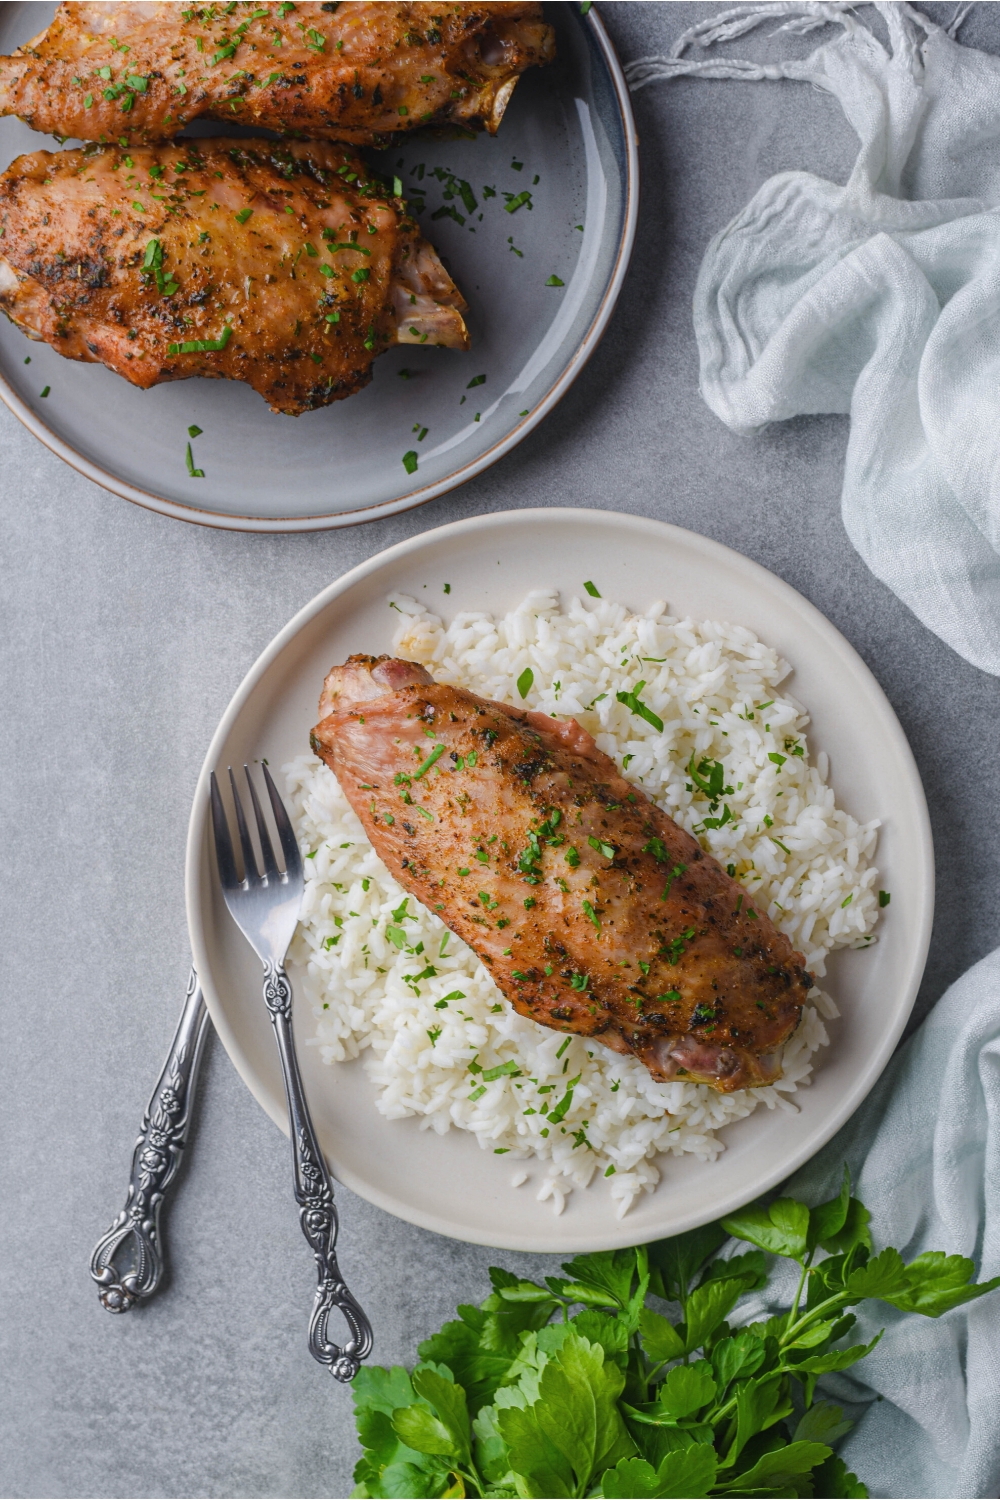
[0,140,468,414]
[310,656,811,1093]
[0,2,555,146]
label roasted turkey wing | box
[310,656,812,1093]
[0,2,555,146]
[0,140,468,414]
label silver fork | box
[209,762,373,1381]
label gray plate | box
[0,2,637,530]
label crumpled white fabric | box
[722,948,1000,1498]
[627,1,1000,674]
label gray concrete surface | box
[3,4,999,1496]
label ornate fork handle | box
[263,959,373,1381]
[90,968,210,1312]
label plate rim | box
[0,5,638,532]
[186,505,935,1249]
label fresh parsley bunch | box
[351,1171,999,1499]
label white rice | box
[285,590,881,1219]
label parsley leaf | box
[616,681,664,733]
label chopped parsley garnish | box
[185,441,204,478]
[587,836,615,860]
[402,450,418,475]
[545,274,565,286]
[663,927,696,964]
[413,743,446,779]
[432,203,466,226]
[581,899,600,930]
[616,681,664,733]
[187,424,202,439]
[516,667,534,699]
[547,1074,581,1124]
[234,207,253,224]
[569,973,588,992]
[688,753,734,812]
[583,580,601,597]
[504,190,532,214]
[691,1003,716,1027]
[467,373,486,388]
[879,890,891,907]
[482,1059,520,1082]
[167,326,233,355]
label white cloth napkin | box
[627,1,1000,674]
[730,949,1000,1499]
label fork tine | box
[244,765,281,880]
[209,771,240,890]
[228,766,260,883]
[263,763,302,881]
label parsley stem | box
[457,1462,486,1497]
[786,1253,812,1330]
[779,1287,851,1348]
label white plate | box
[186,509,934,1251]
[0,2,636,531]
